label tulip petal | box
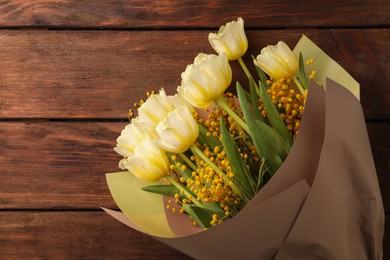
[208,17,248,60]
[155,106,199,153]
[254,41,298,79]
[178,53,231,109]
[124,157,166,183]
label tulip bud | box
[122,137,169,182]
[254,41,298,80]
[208,17,248,60]
[155,106,199,153]
[178,53,232,109]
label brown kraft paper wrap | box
[103,79,384,259]
[155,79,385,259]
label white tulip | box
[208,17,248,60]
[113,121,149,168]
[122,137,169,182]
[167,93,195,113]
[137,89,175,133]
[155,105,199,153]
[178,53,232,109]
[254,41,298,80]
[136,89,194,134]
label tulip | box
[122,137,169,182]
[167,93,195,113]
[154,105,199,153]
[136,89,194,134]
[178,53,232,109]
[254,41,298,80]
[114,121,149,169]
[136,89,175,133]
[208,17,248,61]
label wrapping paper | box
[103,36,384,259]
[103,80,384,259]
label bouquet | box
[103,18,384,259]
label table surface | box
[0,1,389,259]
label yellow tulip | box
[136,89,176,133]
[114,121,149,168]
[254,41,298,80]
[178,53,232,109]
[154,106,199,153]
[208,17,248,60]
[121,137,169,182]
[136,89,194,134]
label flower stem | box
[216,95,250,134]
[165,175,203,208]
[190,144,243,199]
[178,153,197,171]
[238,57,252,79]
[238,57,261,97]
[293,76,305,95]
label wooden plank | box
[331,29,390,119]
[0,29,389,120]
[0,0,388,28]
[1,122,388,211]
[0,122,125,209]
[0,211,191,259]
[368,122,390,213]
[0,211,388,258]
[385,214,390,258]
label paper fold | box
[275,79,384,260]
[158,180,309,259]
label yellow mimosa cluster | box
[260,78,307,137]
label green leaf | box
[257,158,267,189]
[237,82,284,175]
[220,117,255,199]
[198,123,221,150]
[255,119,289,160]
[202,202,225,215]
[141,184,179,197]
[299,52,309,89]
[182,204,223,229]
[259,81,293,148]
[249,78,264,122]
[252,54,268,85]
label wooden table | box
[0,1,388,259]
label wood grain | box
[0,211,387,259]
[0,0,388,28]
[1,122,388,211]
[0,211,191,259]
[0,122,125,209]
[0,29,389,120]
[0,1,388,257]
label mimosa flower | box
[154,105,199,153]
[122,137,169,182]
[208,17,248,60]
[254,41,298,80]
[178,53,232,109]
